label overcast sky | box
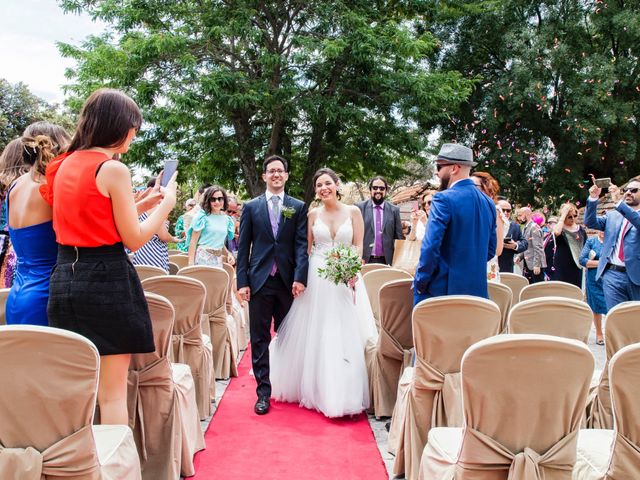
[0,1,106,104]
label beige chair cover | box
[499,272,529,305]
[575,343,640,479]
[420,334,594,480]
[488,281,513,333]
[363,268,413,330]
[520,280,584,302]
[178,266,238,380]
[361,263,390,275]
[0,325,141,480]
[222,262,247,353]
[389,296,501,480]
[365,279,414,418]
[128,293,204,479]
[141,275,213,419]
[168,262,179,275]
[0,287,9,325]
[392,239,421,275]
[507,297,592,343]
[585,302,640,430]
[134,264,168,281]
[169,254,189,269]
[168,249,183,255]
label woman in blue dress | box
[6,123,70,326]
[579,231,607,345]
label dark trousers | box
[368,255,388,265]
[523,265,545,284]
[248,273,293,398]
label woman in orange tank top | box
[46,89,177,426]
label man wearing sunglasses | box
[585,178,640,308]
[357,176,404,264]
[413,143,497,305]
[497,199,528,273]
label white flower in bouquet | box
[317,245,362,301]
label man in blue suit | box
[414,143,497,305]
[584,178,640,309]
[237,155,309,414]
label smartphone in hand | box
[594,177,611,189]
[503,236,513,243]
[161,160,178,187]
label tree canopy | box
[430,0,640,207]
[0,79,75,151]
[58,0,475,201]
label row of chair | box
[418,335,640,479]
[360,270,640,479]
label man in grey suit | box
[516,207,546,283]
[357,176,404,264]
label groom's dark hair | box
[263,154,288,172]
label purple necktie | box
[374,205,383,257]
[270,196,280,275]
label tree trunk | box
[232,111,264,197]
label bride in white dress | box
[270,168,379,417]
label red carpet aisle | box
[192,347,388,479]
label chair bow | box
[172,322,205,363]
[607,432,640,478]
[0,425,100,480]
[127,357,174,461]
[457,427,578,479]
[414,356,463,427]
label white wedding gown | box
[270,217,378,417]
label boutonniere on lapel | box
[281,206,296,219]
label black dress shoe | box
[255,396,270,415]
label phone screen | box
[161,160,178,187]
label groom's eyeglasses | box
[266,168,285,175]
[211,197,225,202]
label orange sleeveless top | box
[44,150,122,247]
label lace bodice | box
[312,217,353,255]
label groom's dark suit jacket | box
[236,193,309,294]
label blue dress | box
[5,192,58,326]
[579,236,608,315]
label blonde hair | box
[21,135,56,179]
[0,139,29,194]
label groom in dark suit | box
[237,155,309,415]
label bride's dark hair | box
[312,167,342,200]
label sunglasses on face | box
[436,163,454,172]
[425,201,432,207]
[623,187,640,194]
[227,209,237,214]
[371,186,386,191]
[566,215,576,220]
[211,197,225,202]
[502,209,512,213]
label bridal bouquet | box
[318,245,362,302]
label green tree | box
[0,79,76,150]
[58,0,474,202]
[429,0,640,207]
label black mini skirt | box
[48,243,155,355]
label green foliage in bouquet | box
[317,245,362,287]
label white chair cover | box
[586,302,640,429]
[499,272,529,305]
[141,275,214,419]
[0,325,141,480]
[365,279,414,417]
[519,281,584,302]
[488,281,513,333]
[389,296,501,480]
[419,334,594,480]
[507,297,592,343]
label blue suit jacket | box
[413,178,497,304]
[236,193,309,293]
[584,198,640,285]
